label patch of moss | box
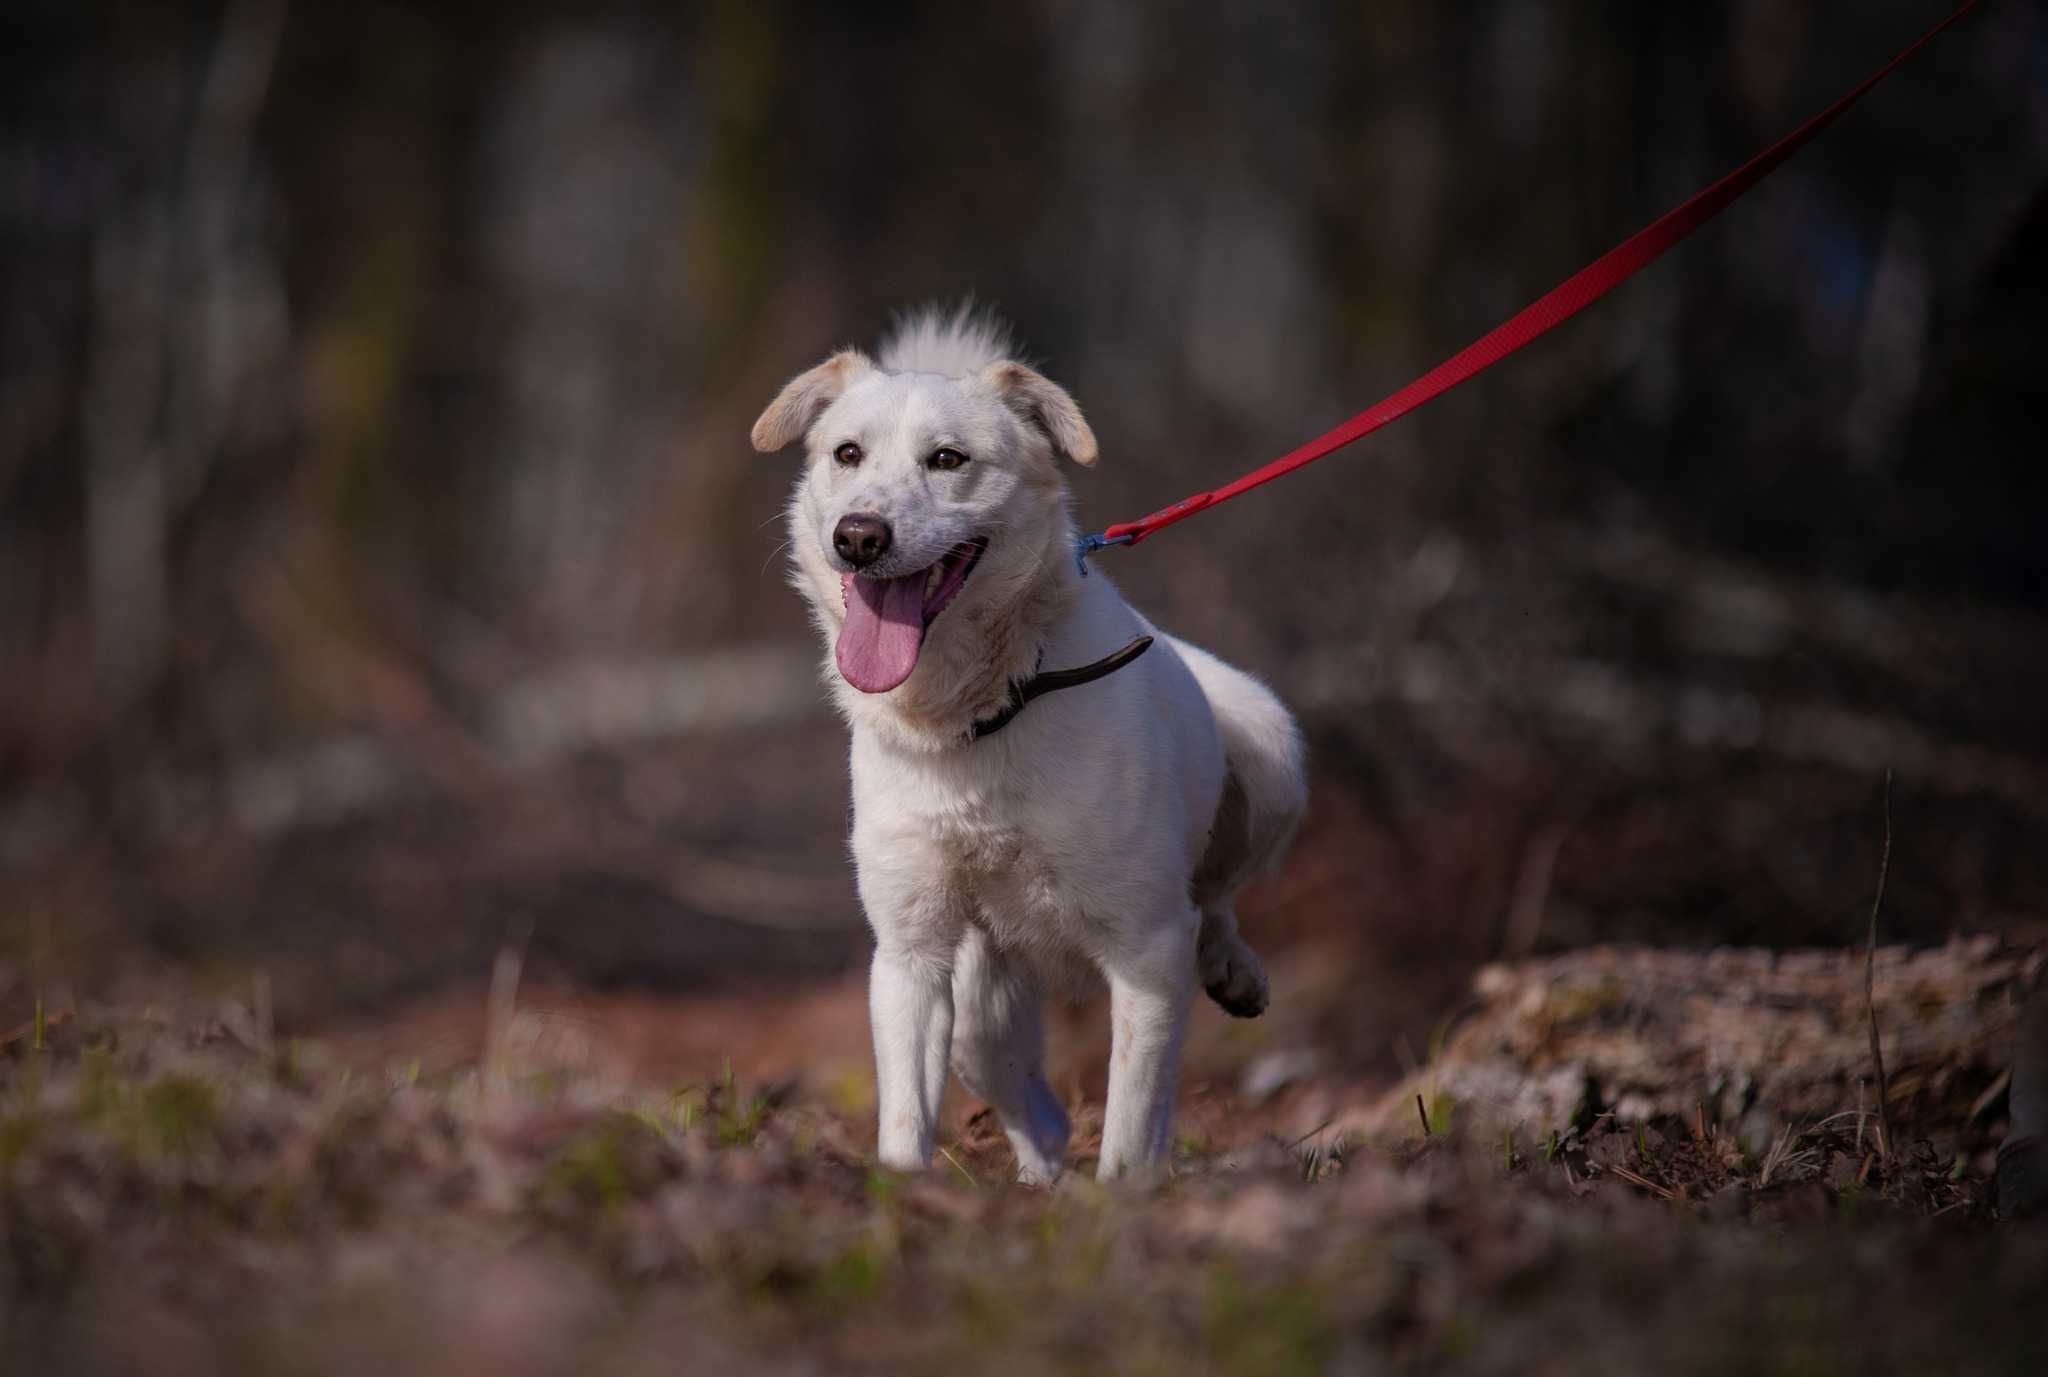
[543,1122,636,1216]
[1203,1263,1337,1377]
[137,1075,220,1158]
[0,1107,38,1178]
[712,1065,769,1147]
[73,1058,220,1160]
[808,1243,886,1311]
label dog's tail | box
[1170,636,1308,901]
[880,301,1014,377]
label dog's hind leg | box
[950,927,1068,1184]
[1197,899,1269,1019]
[1176,635,1304,1022]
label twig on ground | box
[1608,1163,1679,1201]
[1864,770,1895,1160]
[1283,1117,1338,1153]
[1,1003,69,1049]
[1966,1068,2011,1123]
[1416,1093,1432,1138]
[937,1146,980,1188]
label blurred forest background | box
[3,0,2046,1073]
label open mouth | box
[835,537,987,694]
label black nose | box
[833,513,893,568]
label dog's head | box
[751,317,1096,696]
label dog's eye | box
[928,447,969,471]
[833,442,863,467]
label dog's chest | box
[926,802,1086,944]
[851,732,1134,959]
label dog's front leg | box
[869,942,955,1171]
[1097,921,1196,1181]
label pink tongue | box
[836,571,927,693]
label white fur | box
[752,307,1305,1181]
[878,300,1015,377]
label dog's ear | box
[750,349,874,452]
[983,361,1098,466]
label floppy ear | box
[750,349,874,452]
[982,360,1099,466]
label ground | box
[5,946,2043,1376]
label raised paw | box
[1198,935,1269,1019]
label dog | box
[750,306,1305,1181]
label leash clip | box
[1073,529,1134,575]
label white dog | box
[751,307,1305,1181]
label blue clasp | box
[1073,529,1134,575]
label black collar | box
[967,635,1154,741]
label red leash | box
[1081,0,1980,556]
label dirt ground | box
[5,938,2043,1377]
[5,5,2046,1370]
[7,523,2048,1374]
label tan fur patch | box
[750,349,872,452]
[983,360,1099,466]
